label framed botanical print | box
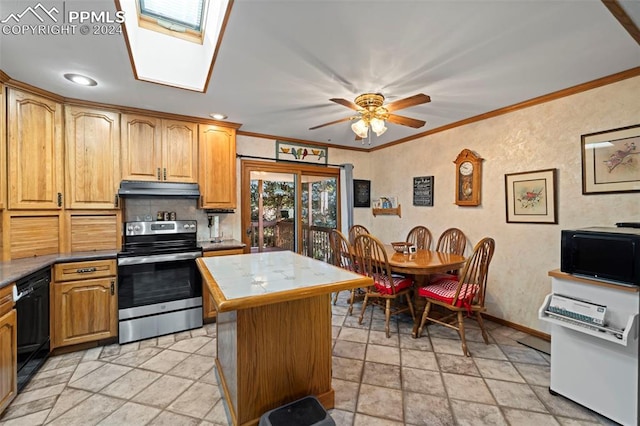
[581,124,640,194]
[505,168,558,224]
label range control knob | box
[133,225,141,232]
[184,223,190,229]
[127,225,134,232]
[188,224,196,230]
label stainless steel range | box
[117,220,203,344]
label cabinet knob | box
[57,192,63,207]
[110,280,115,295]
[163,168,167,181]
[157,168,161,180]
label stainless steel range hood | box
[118,180,201,198]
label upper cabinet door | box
[162,120,198,183]
[121,114,162,181]
[7,89,63,209]
[65,106,121,209]
[199,125,236,210]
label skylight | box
[118,0,233,92]
[137,0,207,44]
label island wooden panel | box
[216,294,333,426]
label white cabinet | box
[540,271,639,426]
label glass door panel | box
[249,171,296,253]
[301,175,337,261]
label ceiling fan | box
[309,92,431,140]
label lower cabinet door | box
[52,278,117,348]
[0,310,17,414]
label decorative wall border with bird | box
[276,140,328,165]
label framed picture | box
[413,176,434,206]
[505,168,558,224]
[276,141,328,165]
[353,179,371,207]
[581,124,640,194]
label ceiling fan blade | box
[330,98,361,111]
[387,113,426,128]
[385,93,431,112]
[309,116,354,130]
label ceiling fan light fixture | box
[351,119,369,138]
[370,117,387,136]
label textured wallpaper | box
[234,76,640,332]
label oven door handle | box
[118,251,202,266]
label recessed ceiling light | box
[209,113,227,120]
[63,73,98,86]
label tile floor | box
[0,292,617,426]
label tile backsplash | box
[123,198,235,242]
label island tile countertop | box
[0,250,118,289]
[197,251,372,312]
[198,239,245,252]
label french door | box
[241,160,340,261]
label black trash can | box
[258,396,335,426]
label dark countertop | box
[0,250,118,289]
[198,239,246,252]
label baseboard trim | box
[482,313,550,342]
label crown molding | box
[371,66,640,152]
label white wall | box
[225,77,639,333]
[368,76,640,332]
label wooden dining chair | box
[348,224,370,245]
[436,228,467,255]
[433,228,467,279]
[413,237,495,356]
[353,234,416,337]
[329,229,359,314]
[406,225,432,250]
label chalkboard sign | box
[353,179,371,207]
[413,176,434,206]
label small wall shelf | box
[372,205,401,217]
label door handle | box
[76,267,97,274]
[163,168,167,180]
[110,280,115,296]
[246,227,252,236]
[157,168,161,180]
[114,194,119,207]
[57,192,63,207]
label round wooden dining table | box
[383,246,466,275]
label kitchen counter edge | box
[198,239,246,252]
[0,250,119,289]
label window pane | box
[139,0,205,31]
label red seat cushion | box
[429,273,458,284]
[418,278,478,307]
[374,274,413,295]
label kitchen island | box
[196,251,372,426]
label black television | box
[561,227,640,286]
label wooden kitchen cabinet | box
[7,89,63,210]
[63,211,121,253]
[121,114,198,183]
[1,211,62,261]
[202,248,244,320]
[65,106,121,209]
[51,260,117,349]
[199,125,237,210]
[0,284,17,414]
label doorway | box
[241,160,340,261]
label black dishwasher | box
[15,267,50,391]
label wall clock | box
[454,149,483,206]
